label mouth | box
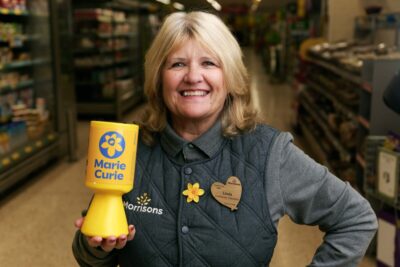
[179,90,209,97]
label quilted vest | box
[118,125,279,266]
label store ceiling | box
[173,0,293,12]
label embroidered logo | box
[124,192,163,215]
[136,193,151,206]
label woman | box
[73,11,377,266]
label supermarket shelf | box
[122,90,134,101]
[121,90,143,114]
[303,53,400,201]
[73,6,143,120]
[75,32,136,39]
[74,62,114,69]
[115,58,131,64]
[77,102,116,115]
[114,33,135,38]
[365,188,400,209]
[74,16,112,23]
[0,8,28,16]
[298,120,333,171]
[114,46,130,52]
[0,0,75,194]
[0,80,34,94]
[74,33,113,39]
[290,30,309,37]
[301,90,329,122]
[0,58,50,71]
[310,58,363,85]
[0,34,41,45]
[357,115,370,129]
[307,80,358,121]
[356,153,366,169]
[115,70,133,79]
[301,96,352,162]
[75,80,114,86]
[74,47,114,55]
[0,133,59,194]
[0,132,57,170]
[361,82,372,93]
[77,92,143,120]
[310,57,374,93]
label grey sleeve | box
[72,230,118,267]
[266,132,378,267]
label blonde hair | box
[141,11,258,145]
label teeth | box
[182,91,207,96]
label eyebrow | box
[167,56,216,61]
[167,57,187,62]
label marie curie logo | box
[99,131,125,159]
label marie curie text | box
[94,159,126,180]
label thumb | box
[74,217,85,229]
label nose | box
[183,65,203,83]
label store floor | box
[0,48,376,266]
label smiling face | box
[162,39,228,134]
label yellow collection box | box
[81,121,139,237]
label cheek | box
[162,74,174,100]
[163,72,182,91]
[209,72,225,90]
[161,76,178,108]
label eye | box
[170,62,185,68]
[202,60,217,67]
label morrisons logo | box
[124,193,163,215]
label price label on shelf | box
[377,149,399,201]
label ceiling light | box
[250,3,259,12]
[211,1,221,11]
[173,2,184,10]
[156,0,170,5]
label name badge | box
[211,176,242,211]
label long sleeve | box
[266,132,378,267]
[72,230,118,267]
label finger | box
[127,225,136,241]
[115,235,127,249]
[74,217,84,229]
[87,236,103,248]
[101,236,117,252]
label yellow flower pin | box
[182,183,205,203]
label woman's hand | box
[74,217,136,252]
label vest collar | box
[160,120,224,160]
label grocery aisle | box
[0,48,376,266]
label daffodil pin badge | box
[182,183,205,203]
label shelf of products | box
[0,0,71,194]
[363,134,400,210]
[72,6,143,121]
[355,12,400,48]
[297,41,400,190]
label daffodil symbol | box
[182,183,205,203]
[100,133,124,158]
